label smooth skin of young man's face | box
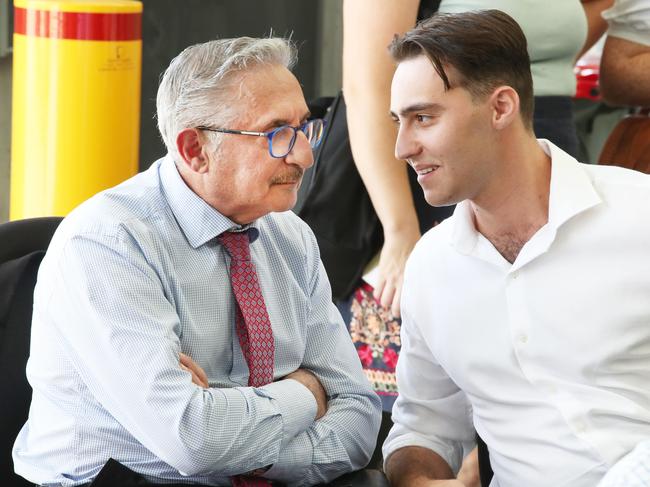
[390,55,500,208]
[201,64,314,224]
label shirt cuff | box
[263,431,313,483]
[257,379,317,448]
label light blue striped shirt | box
[13,155,381,486]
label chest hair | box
[488,232,529,264]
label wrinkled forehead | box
[227,64,308,124]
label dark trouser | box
[78,458,389,487]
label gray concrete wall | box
[316,0,342,97]
[0,55,10,223]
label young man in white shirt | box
[384,9,650,487]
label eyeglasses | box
[197,118,326,158]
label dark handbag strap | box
[301,94,343,201]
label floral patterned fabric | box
[339,282,401,412]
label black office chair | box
[477,434,493,486]
[0,217,63,487]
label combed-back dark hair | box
[389,9,534,129]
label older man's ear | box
[176,128,210,173]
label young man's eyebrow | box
[390,102,444,118]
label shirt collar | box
[451,139,602,255]
[159,155,259,248]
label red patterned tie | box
[219,230,275,387]
[219,231,275,487]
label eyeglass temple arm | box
[198,127,267,137]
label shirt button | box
[512,271,519,280]
[575,419,587,433]
[519,334,528,344]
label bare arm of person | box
[579,0,615,58]
[457,447,480,487]
[600,35,650,106]
[385,446,466,487]
[343,0,422,316]
[180,352,209,388]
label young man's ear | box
[490,86,520,131]
[176,128,210,173]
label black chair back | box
[477,434,493,486]
[0,217,63,487]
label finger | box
[180,355,208,388]
[179,352,192,368]
[380,280,396,311]
[180,364,201,387]
[180,353,209,387]
[391,292,401,318]
[192,360,209,387]
[192,370,208,388]
[372,275,386,301]
[391,281,402,318]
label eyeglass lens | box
[270,120,324,157]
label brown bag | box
[599,108,650,174]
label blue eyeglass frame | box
[196,119,326,158]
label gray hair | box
[156,37,297,160]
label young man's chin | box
[423,191,454,208]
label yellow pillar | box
[10,0,142,219]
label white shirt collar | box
[450,139,602,268]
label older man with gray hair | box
[12,37,381,487]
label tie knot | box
[218,230,251,261]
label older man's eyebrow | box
[390,102,444,119]
[264,111,312,130]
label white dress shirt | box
[383,141,650,487]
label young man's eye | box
[416,114,432,123]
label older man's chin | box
[264,184,301,216]
[272,173,304,206]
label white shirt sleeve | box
[603,0,650,46]
[382,302,476,474]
